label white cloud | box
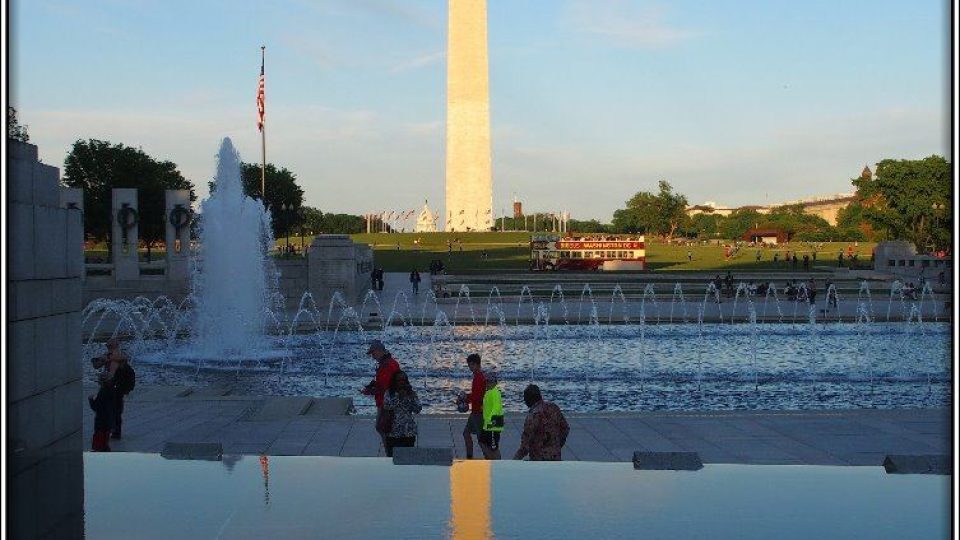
[562,0,697,48]
[389,50,445,74]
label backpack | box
[115,364,136,395]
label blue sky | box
[11,0,950,222]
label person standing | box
[479,372,504,460]
[382,370,422,457]
[410,269,421,295]
[687,250,692,262]
[460,354,486,460]
[513,384,570,461]
[88,372,116,452]
[92,338,134,439]
[109,348,135,439]
[807,279,817,305]
[360,340,401,451]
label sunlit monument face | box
[445,0,493,232]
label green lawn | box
[84,233,877,273]
[342,234,876,273]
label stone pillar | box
[8,139,85,538]
[165,190,192,281]
[111,188,139,281]
[308,235,372,308]
[60,188,85,282]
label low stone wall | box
[308,235,373,307]
[81,238,372,311]
[275,258,309,309]
[874,241,952,279]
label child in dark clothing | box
[89,372,116,452]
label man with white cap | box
[360,339,401,451]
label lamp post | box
[280,203,298,255]
[931,203,945,252]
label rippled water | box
[92,322,951,413]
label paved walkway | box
[82,385,950,465]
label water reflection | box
[450,460,492,539]
[260,455,270,506]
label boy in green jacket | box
[479,372,504,460]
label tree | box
[719,209,763,240]
[319,213,367,234]
[836,202,880,241]
[209,162,305,238]
[62,139,195,247]
[613,181,689,238]
[300,206,324,235]
[853,156,951,252]
[766,204,832,240]
[567,219,612,233]
[689,212,724,239]
[8,107,29,142]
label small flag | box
[256,56,265,132]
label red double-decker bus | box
[530,235,646,271]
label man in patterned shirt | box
[513,384,570,461]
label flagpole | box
[260,46,266,200]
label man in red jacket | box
[360,340,401,451]
[461,353,486,459]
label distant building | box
[687,167,864,226]
[415,201,437,233]
[513,200,523,219]
[743,228,790,244]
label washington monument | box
[445,0,492,232]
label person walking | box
[460,354,486,459]
[92,338,134,439]
[479,372,504,460]
[360,340,401,452]
[410,269,421,295]
[513,385,570,461]
[382,370,422,457]
[88,372,116,452]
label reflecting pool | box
[84,453,950,539]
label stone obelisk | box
[445,0,492,232]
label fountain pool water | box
[82,305,951,414]
[78,140,951,413]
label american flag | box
[256,55,265,132]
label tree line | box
[57,138,373,247]
[563,157,950,251]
